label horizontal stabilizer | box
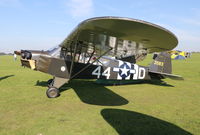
[149,71,184,80]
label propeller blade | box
[14,51,21,55]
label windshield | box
[47,45,61,57]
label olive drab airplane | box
[14,16,183,98]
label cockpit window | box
[47,45,61,57]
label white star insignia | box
[120,66,129,76]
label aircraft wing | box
[60,16,178,61]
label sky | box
[0,0,200,53]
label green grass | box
[0,54,200,135]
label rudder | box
[149,52,172,74]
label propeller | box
[14,50,32,59]
[14,50,21,55]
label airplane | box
[14,16,183,98]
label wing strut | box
[68,33,79,80]
[70,47,112,79]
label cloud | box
[155,22,200,51]
[0,0,21,7]
[172,30,200,51]
[66,0,93,18]
[181,18,200,27]
[99,4,118,13]
[0,36,65,53]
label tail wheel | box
[46,87,60,98]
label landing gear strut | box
[47,79,53,87]
[46,77,69,98]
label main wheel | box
[46,87,60,98]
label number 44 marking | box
[92,66,111,79]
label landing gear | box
[47,79,53,87]
[46,87,60,98]
[46,77,69,98]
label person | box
[14,53,17,61]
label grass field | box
[0,54,200,135]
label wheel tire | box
[46,87,60,98]
[47,79,53,87]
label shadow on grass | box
[0,75,14,81]
[36,79,129,106]
[96,79,174,87]
[66,80,129,106]
[35,80,49,87]
[139,79,174,87]
[101,108,192,135]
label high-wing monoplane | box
[15,17,183,98]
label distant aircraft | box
[14,16,183,98]
[169,50,191,60]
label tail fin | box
[149,52,183,80]
[149,52,172,74]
